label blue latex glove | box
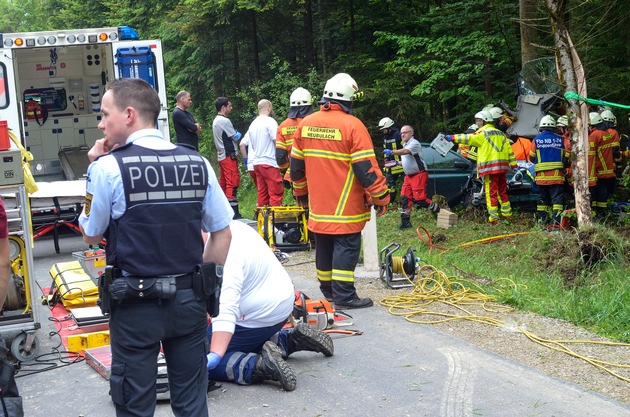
[443,134,454,142]
[207,352,222,370]
[233,131,242,141]
[383,149,393,158]
[243,157,248,167]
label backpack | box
[24,99,48,126]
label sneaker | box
[335,297,373,310]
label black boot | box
[229,199,242,220]
[287,322,334,357]
[251,341,296,391]
[399,213,412,230]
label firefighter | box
[601,110,623,173]
[457,124,479,163]
[384,125,440,230]
[590,111,620,217]
[488,106,515,133]
[276,87,314,207]
[529,115,566,226]
[444,110,517,224]
[556,115,574,198]
[290,73,390,309]
[379,117,405,203]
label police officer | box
[79,78,233,417]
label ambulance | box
[0,26,169,181]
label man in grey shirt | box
[384,125,440,230]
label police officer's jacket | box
[107,142,208,277]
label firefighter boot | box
[287,322,334,357]
[252,341,297,391]
[399,212,412,230]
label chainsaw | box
[292,290,354,330]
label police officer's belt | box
[110,274,194,302]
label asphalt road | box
[12,234,630,417]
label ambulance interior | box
[18,44,113,182]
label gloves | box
[282,179,292,189]
[243,157,248,167]
[383,149,393,158]
[373,205,388,217]
[233,131,242,141]
[443,134,453,142]
[296,194,309,208]
[207,352,222,370]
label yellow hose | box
[380,263,630,383]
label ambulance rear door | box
[0,51,22,142]
[113,40,169,141]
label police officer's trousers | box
[108,288,209,417]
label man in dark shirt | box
[172,90,201,150]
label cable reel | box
[379,243,418,289]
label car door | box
[421,143,473,201]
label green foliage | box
[374,208,630,342]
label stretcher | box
[2,180,86,253]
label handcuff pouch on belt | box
[193,263,223,317]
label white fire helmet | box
[290,87,312,107]
[323,73,359,102]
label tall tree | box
[544,0,591,227]
[519,0,538,65]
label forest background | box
[2,0,629,158]
[1,0,628,362]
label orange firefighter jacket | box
[561,131,573,184]
[453,124,517,177]
[592,127,619,180]
[276,117,301,173]
[290,102,389,235]
[586,129,600,187]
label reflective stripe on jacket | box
[529,130,565,185]
[453,124,516,177]
[290,102,388,234]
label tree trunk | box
[483,1,493,98]
[545,0,592,227]
[249,10,261,83]
[304,0,315,68]
[519,0,538,65]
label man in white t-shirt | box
[246,99,284,206]
[204,220,334,391]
